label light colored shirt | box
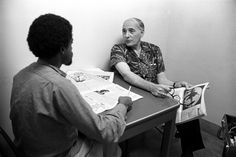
[10,61,127,157]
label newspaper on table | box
[170,82,209,124]
[67,69,114,93]
[66,69,142,114]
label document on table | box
[66,70,143,114]
[82,83,142,114]
[67,70,111,94]
[67,68,114,82]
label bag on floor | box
[220,114,236,157]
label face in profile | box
[62,39,73,66]
[122,19,143,48]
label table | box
[114,75,179,157]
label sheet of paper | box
[66,70,143,114]
[66,70,113,94]
[82,84,143,114]
[67,69,114,83]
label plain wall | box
[0,0,235,138]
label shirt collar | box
[125,41,149,53]
[36,60,67,78]
[140,41,150,52]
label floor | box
[121,127,225,157]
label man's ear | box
[60,47,65,55]
[141,30,144,37]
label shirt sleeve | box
[153,45,165,73]
[110,44,127,69]
[53,79,127,143]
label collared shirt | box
[10,61,126,157]
[110,41,165,84]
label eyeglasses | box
[229,124,236,137]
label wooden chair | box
[0,126,24,157]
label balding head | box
[122,18,144,48]
[123,18,145,32]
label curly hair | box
[27,13,73,59]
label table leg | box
[160,117,176,157]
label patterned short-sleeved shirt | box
[110,41,165,84]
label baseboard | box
[200,118,221,137]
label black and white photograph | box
[0,0,235,157]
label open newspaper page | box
[66,70,113,94]
[66,70,142,114]
[82,84,142,114]
[172,82,209,124]
[73,68,114,82]
[67,68,114,82]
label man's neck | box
[37,57,62,68]
[132,43,142,57]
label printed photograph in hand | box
[182,86,203,110]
